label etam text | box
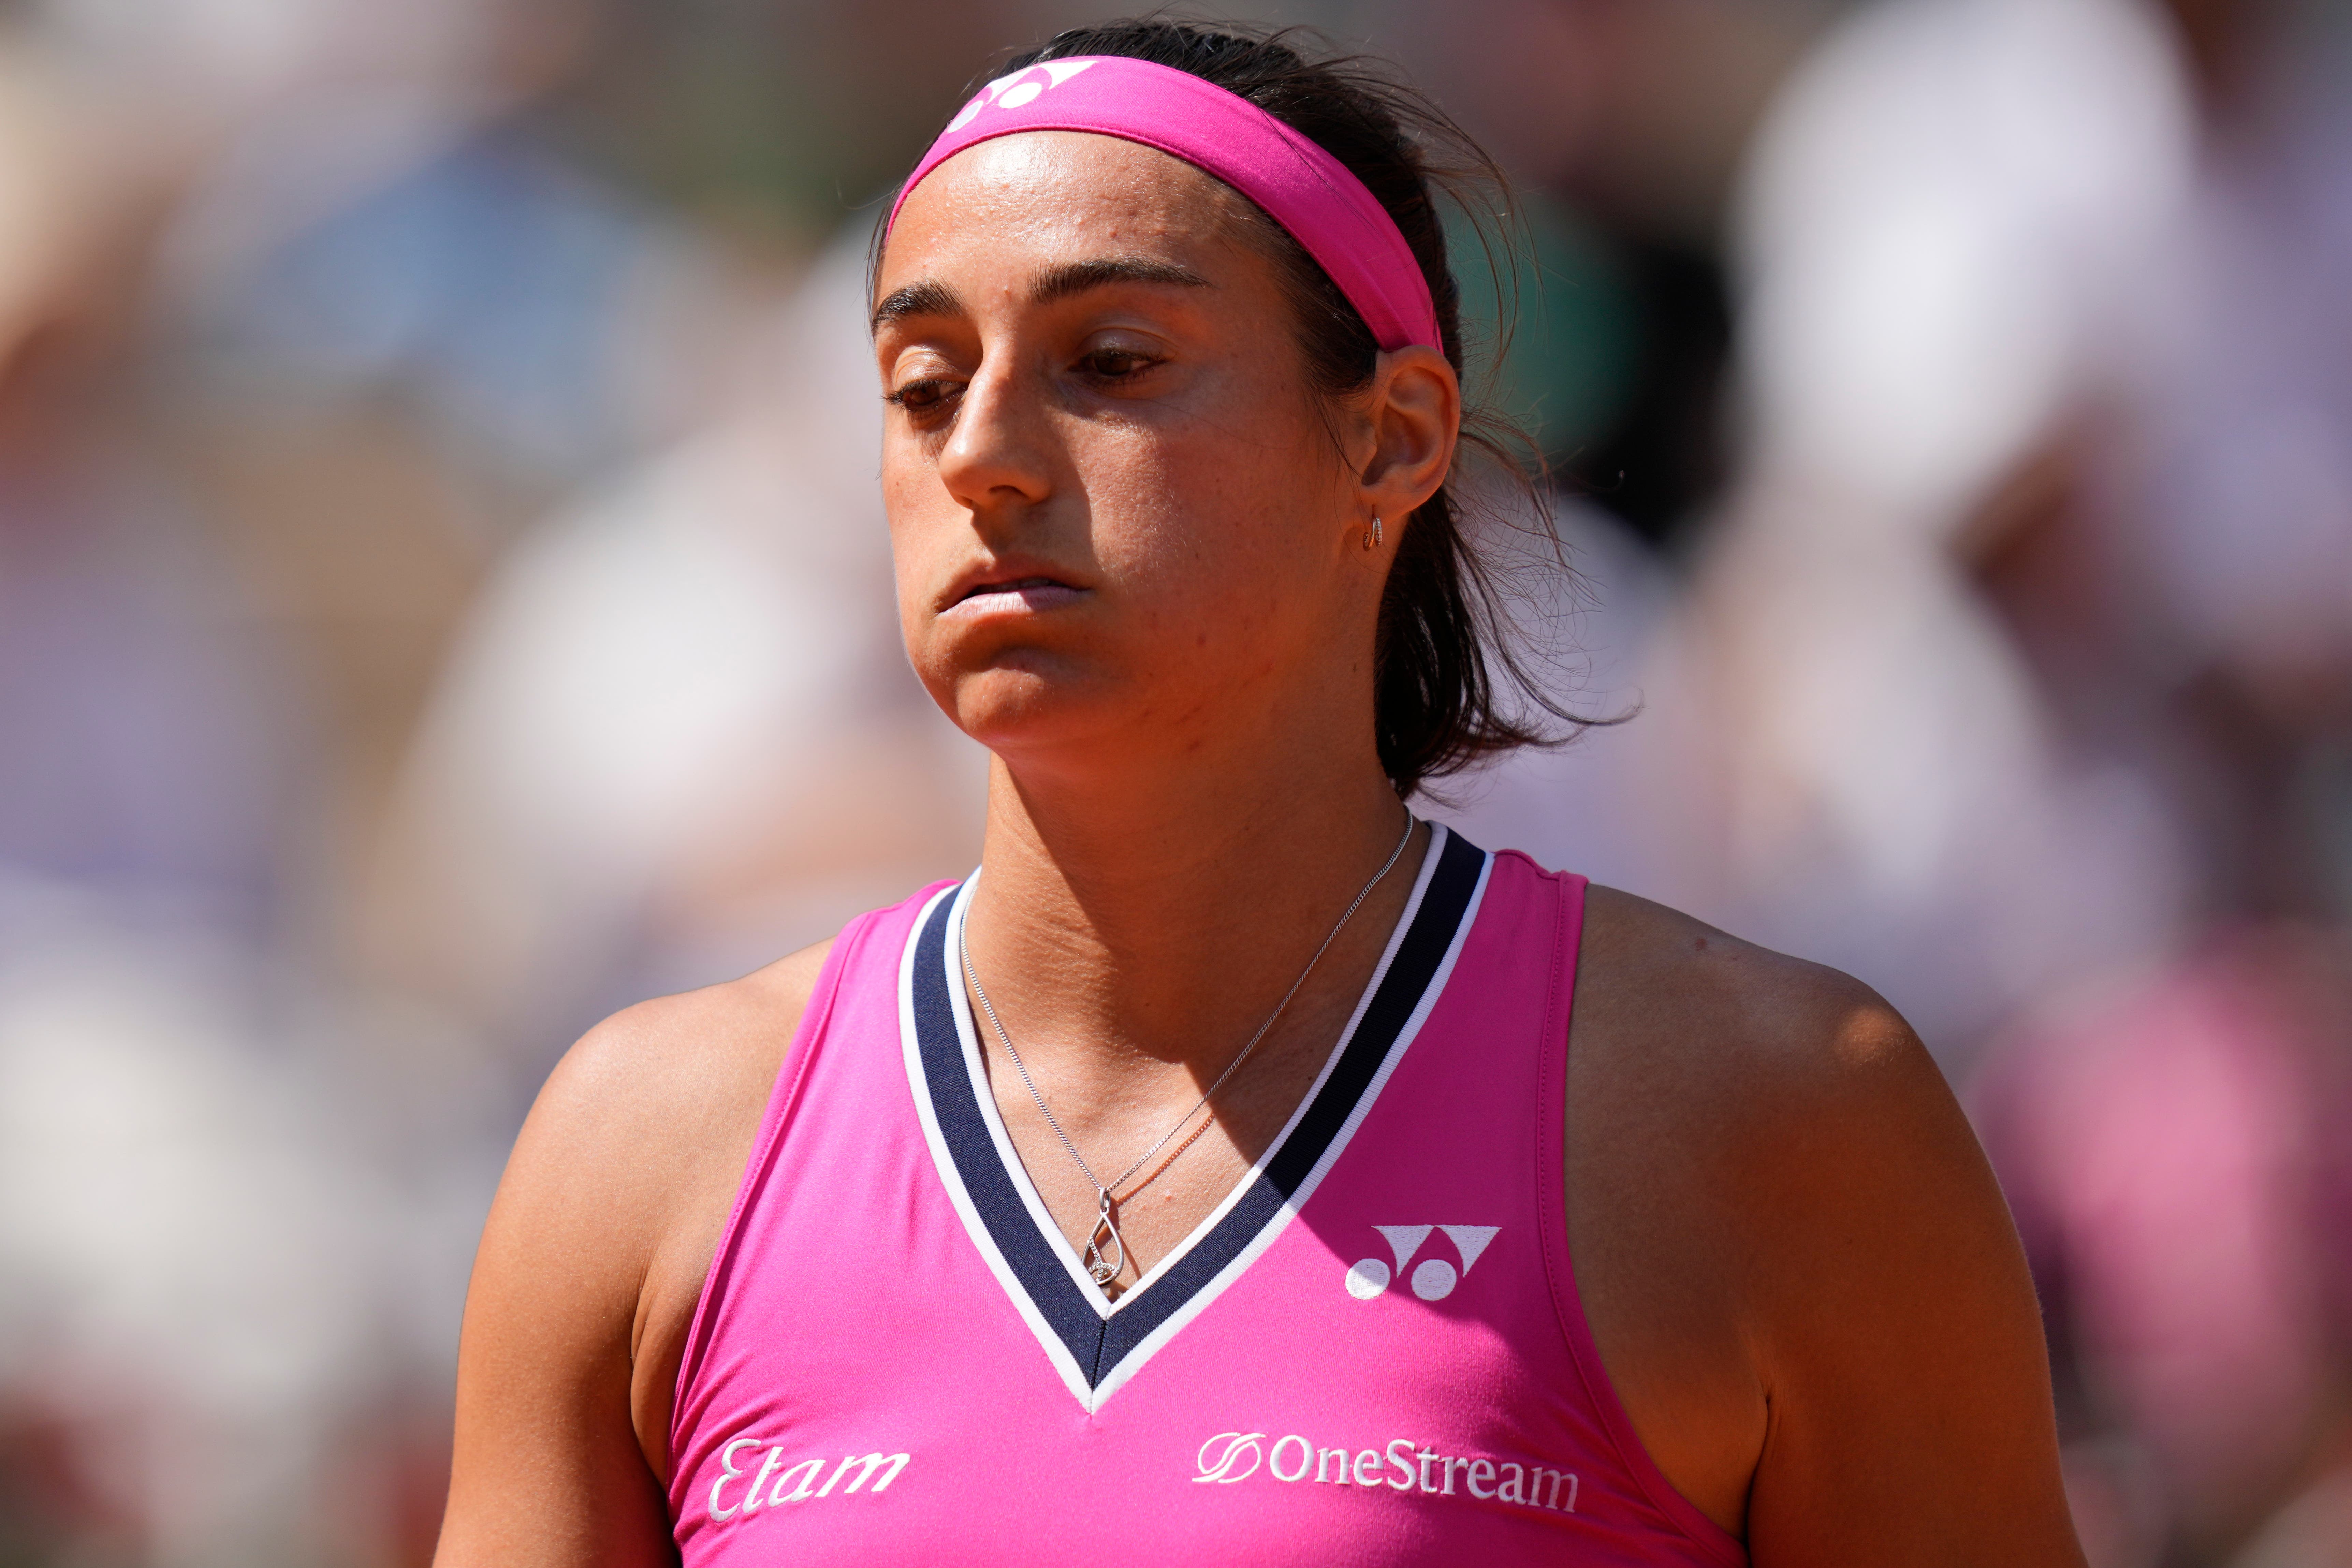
[706,1437,910,1523]
[1195,1431,1578,1512]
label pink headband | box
[886,56,1443,354]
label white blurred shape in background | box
[1651,0,2203,1052]
[376,232,986,1048]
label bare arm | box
[432,946,827,1568]
[1735,987,2081,1562]
[1570,890,2081,1565]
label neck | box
[963,697,1420,1086]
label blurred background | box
[0,0,2344,1562]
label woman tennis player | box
[435,21,2083,1566]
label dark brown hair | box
[884,18,1594,795]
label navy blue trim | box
[910,898,1107,1364]
[909,829,1487,1388]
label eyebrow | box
[1031,255,1213,305]
[871,279,963,331]
[871,255,1213,332]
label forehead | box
[880,131,1248,283]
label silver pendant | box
[1085,1189,1127,1286]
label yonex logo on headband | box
[889,55,1442,352]
[946,59,1097,132]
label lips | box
[940,559,1088,617]
[956,575,1070,604]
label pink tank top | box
[669,828,1744,1566]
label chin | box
[934,657,1150,762]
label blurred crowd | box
[0,0,2343,1564]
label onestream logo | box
[1193,1430,1578,1513]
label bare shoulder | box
[1571,885,2010,1326]
[523,940,834,1437]
[439,938,834,1567]
[1566,887,2078,1562]
[491,941,833,1312]
[1575,884,1922,1095]
[1569,883,1988,1318]
[524,938,836,1207]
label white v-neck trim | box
[898,884,1098,1404]
[899,826,1492,1413]
[1089,843,1493,1408]
[940,825,1455,1321]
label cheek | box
[880,450,956,642]
[1083,400,1336,620]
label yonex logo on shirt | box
[1343,1224,1500,1301]
[1193,1430,1578,1512]
[706,1436,910,1523]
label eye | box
[1077,345,1162,382]
[885,377,962,416]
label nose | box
[935,355,1054,528]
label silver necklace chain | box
[959,813,1416,1289]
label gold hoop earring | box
[1363,515,1383,552]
